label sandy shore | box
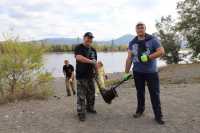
[0,63,200,133]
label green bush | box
[156,16,181,64]
[177,0,200,57]
[0,39,54,104]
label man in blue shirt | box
[124,22,165,124]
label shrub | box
[0,39,54,104]
[156,16,181,64]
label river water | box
[43,52,166,77]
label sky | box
[0,0,179,41]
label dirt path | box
[0,64,200,133]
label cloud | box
[0,0,179,41]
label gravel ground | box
[0,64,200,133]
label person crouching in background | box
[63,60,76,96]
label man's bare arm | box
[63,67,66,76]
[75,55,93,64]
[125,50,133,73]
[71,72,75,80]
[149,47,165,60]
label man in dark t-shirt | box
[75,44,97,79]
[63,60,75,96]
[74,32,97,121]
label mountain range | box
[35,34,135,45]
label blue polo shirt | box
[128,34,161,73]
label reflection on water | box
[43,52,166,77]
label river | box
[43,52,166,77]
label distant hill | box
[34,34,134,45]
[113,34,134,45]
[36,37,82,45]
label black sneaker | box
[133,112,143,118]
[87,109,97,114]
[73,91,76,95]
[78,114,86,122]
[155,118,165,125]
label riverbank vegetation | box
[0,39,54,104]
[40,43,128,52]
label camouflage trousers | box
[77,78,95,114]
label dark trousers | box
[77,78,95,114]
[133,71,163,118]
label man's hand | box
[123,73,131,81]
[140,54,150,63]
[71,72,75,80]
[90,59,97,65]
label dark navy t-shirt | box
[74,44,97,79]
[128,35,161,73]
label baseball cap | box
[83,32,94,38]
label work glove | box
[91,59,97,65]
[123,73,132,81]
[140,54,150,63]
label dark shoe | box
[155,118,165,125]
[73,91,76,95]
[67,93,71,96]
[133,112,143,118]
[53,95,61,99]
[78,114,86,122]
[87,109,97,114]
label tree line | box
[41,43,128,52]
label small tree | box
[156,16,181,64]
[0,39,53,102]
[177,0,200,57]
